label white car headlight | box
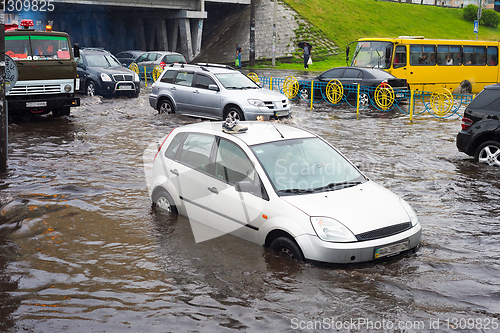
[310,217,357,242]
[400,198,419,226]
[247,99,266,107]
[101,73,112,82]
[133,72,140,82]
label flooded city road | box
[1,78,499,332]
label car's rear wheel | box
[269,236,304,261]
[86,81,96,97]
[474,140,500,166]
[158,99,174,114]
[152,188,178,214]
[225,107,244,121]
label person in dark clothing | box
[303,44,310,69]
[235,43,242,69]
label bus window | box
[351,41,392,69]
[464,46,486,66]
[393,45,406,69]
[410,45,436,66]
[487,46,498,66]
[436,45,461,66]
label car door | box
[204,137,267,243]
[75,54,87,93]
[341,68,363,86]
[191,73,222,118]
[171,70,195,114]
[168,133,216,228]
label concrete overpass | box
[6,0,249,61]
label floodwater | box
[1,73,499,332]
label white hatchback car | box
[150,121,422,264]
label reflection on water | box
[0,88,499,332]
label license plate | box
[119,85,133,90]
[374,240,410,259]
[275,110,288,117]
[26,101,47,107]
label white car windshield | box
[215,73,260,90]
[251,138,366,195]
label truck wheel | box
[86,81,96,96]
[52,107,70,117]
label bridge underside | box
[44,3,207,61]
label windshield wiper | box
[312,181,363,192]
[277,188,315,196]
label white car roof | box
[175,121,316,146]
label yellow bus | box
[347,36,499,94]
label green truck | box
[5,19,80,117]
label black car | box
[76,48,141,97]
[115,50,146,67]
[299,66,408,107]
[457,84,500,166]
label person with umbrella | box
[298,42,312,69]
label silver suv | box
[149,63,291,121]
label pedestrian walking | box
[235,43,242,69]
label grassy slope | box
[259,0,500,71]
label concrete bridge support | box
[7,1,208,61]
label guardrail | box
[248,73,474,119]
[128,63,164,87]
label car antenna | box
[270,122,284,138]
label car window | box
[147,53,158,61]
[136,53,148,63]
[178,133,215,173]
[165,54,187,64]
[343,68,361,79]
[161,70,177,84]
[251,137,365,193]
[165,133,185,160]
[468,88,500,111]
[174,71,194,87]
[194,74,216,89]
[85,54,121,67]
[215,138,255,185]
[320,68,345,80]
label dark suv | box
[457,84,500,166]
[76,48,141,97]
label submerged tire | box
[86,81,96,97]
[152,188,178,214]
[158,99,174,114]
[269,236,304,261]
[474,140,500,166]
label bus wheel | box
[458,80,472,94]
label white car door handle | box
[208,187,218,194]
[170,169,179,176]
[171,86,177,90]
[193,90,199,94]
